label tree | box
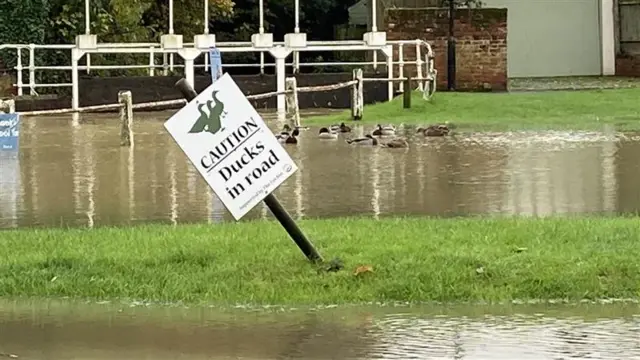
[143,0,235,40]
[0,0,50,70]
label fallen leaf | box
[354,265,374,276]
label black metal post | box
[447,0,457,91]
[174,78,324,264]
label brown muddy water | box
[1,300,640,359]
[2,113,640,358]
[1,110,640,228]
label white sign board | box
[164,73,298,220]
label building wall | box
[386,8,508,91]
[348,0,369,26]
[481,0,602,78]
[616,54,640,76]
[616,0,640,76]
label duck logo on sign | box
[188,90,228,136]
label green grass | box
[304,88,640,131]
[2,217,640,306]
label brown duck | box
[417,124,450,137]
[346,134,378,145]
[338,122,352,132]
[381,137,409,148]
[285,128,300,144]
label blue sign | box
[0,113,19,151]
[209,47,223,83]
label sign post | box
[209,47,223,83]
[165,75,323,263]
[0,113,20,151]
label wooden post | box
[118,90,133,147]
[403,75,412,109]
[285,77,300,128]
[351,68,363,120]
[0,99,15,113]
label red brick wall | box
[616,54,640,77]
[385,8,508,91]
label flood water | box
[1,300,640,359]
[2,112,640,359]
[1,110,639,228]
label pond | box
[1,110,638,228]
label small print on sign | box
[164,73,298,220]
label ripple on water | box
[369,314,640,359]
[1,300,640,359]
[452,130,628,149]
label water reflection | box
[2,111,639,228]
[1,301,639,359]
[0,152,20,228]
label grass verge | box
[2,217,639,305]
[303,88,640,131]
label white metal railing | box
[15,70,435,149]
[0,39,435,97]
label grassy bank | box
[2,217,639,305]
[304,88,640,131]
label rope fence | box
[7,68,436,147]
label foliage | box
[0,0,50,71]
[143,0,235,41]
[1,0,367,91]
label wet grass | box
[304,88,640,131]
[2,216,639,306]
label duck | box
[346,134,378,146]
[283,124,309,132]
[284,128,299,144]
[276,124,292,141]
[372,124,396,136]
[419,124,450,137]
[381,137,409,148]
[276,131,289,142]
[338,122,352,133]
[318,127,338,139]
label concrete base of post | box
[0,99,15,113]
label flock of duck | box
[274,122,452,148]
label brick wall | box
[386,8,508,91]
[616,54,640,77]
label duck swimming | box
[372,124,396,136]
[338,122,352,133]
[419,124,450,137]
[275,126,290,142]
[285,128,300,144]
[381,137,409,148]
[318,127,338,139]
[283,124,309,132]
[346,134,378,146]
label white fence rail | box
[0,39,436,106]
